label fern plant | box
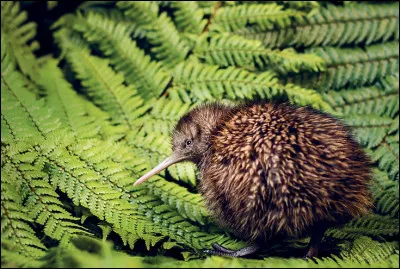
[1,1,399,268]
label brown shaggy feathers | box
[175,101,373,245]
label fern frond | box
[115,1,159,28]
[340,236,399,265]
[1,113,15,144]
[57,32,149,130]
[44,147,159,247]
[345,114,394,148]
[35,59,122,140]
[2,147,91,245]
[169,1,207,35]
[144,251,399,267]
[1,173,47,258]
[1,62,61,141]
[2,1,399,266]
[323,76,399,118]
[35,237,400,267]
[125,129,171,168]
[1,1,40,79]
[83,8,148,39]
[64,138,146,191]
[269,83,334,113]
[131,189,246,251]
[138,98,193,135]
[41,133,216,252]
[170,60,332,111]
[371,169,399,217]
[117,1,191,69]
[144,176,210,225]
[70,11,171,100]
[167,162,198,188]
[82,99,129,142]
[2,51,165,251]
[289,42,399,91]
[326,214,398,240]
[35,235,400,268]
[1,239,44,268]
[211,3,305,32]
[235,2,399,48]
[370,134,399,181]
[194,33,325,73]
[171,60,279,101]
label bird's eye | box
[185,139,192,147]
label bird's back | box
[199,102,372,243]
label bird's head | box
[133,102,232,186]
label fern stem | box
[1,202,23,248]
[176,78,275,88]
[202,1,222,34]
[1,113,16,140]
[381,139,399,161]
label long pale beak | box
[134,154,184,186]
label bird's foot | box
[302,246,319,260]
[203,243,260,257]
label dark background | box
[20,1,83,56]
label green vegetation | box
[1,1,398,267]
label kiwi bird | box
[134,101,373,258]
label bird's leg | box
[211,243,235,253]
[304,223,328,258]
[203,243,260,257]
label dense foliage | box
[1,1,399,268]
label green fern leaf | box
[211,3,305,32]
[117,1,191,69]
[70,11,171,100]
[340,236,399,265]
[345,114,394,148]
[2,1,399,266]
[194,33,325,73]
[1,172,47,259]
[288,42,399,91]
[371,169,399,217]
[323,76,399,118]
[130,190,246,251]
[326,214,399,239]
[144,175,210,225]
[171,60,279,101]
[369,135,399,181]
[235,2,399,48]
[57,33,149,130]
[1,1,40,80]
[169,1,207,35]
[35,59,122,140]
[138,98,193,135]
